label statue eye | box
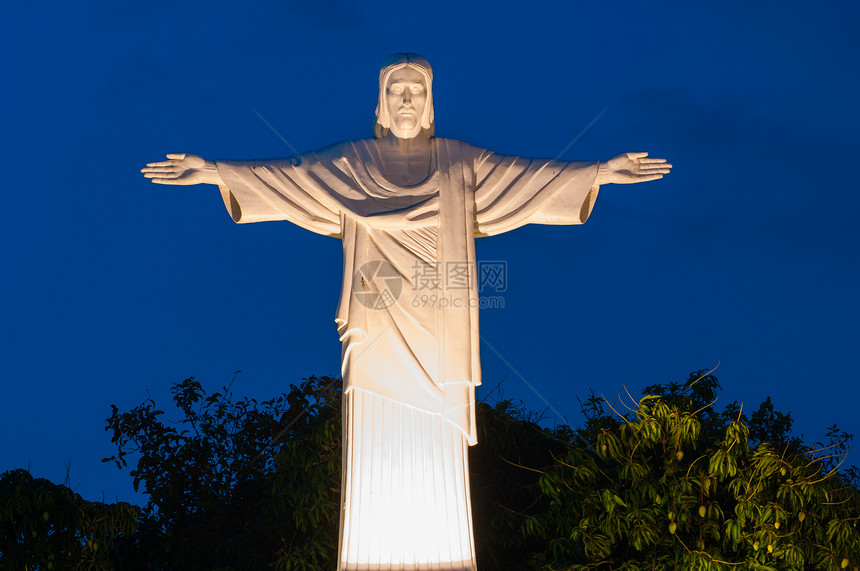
[390,85,404,94]
[410,86,423,94]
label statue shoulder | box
[304,139,381,165]
[432,138,488,158]
[314,139,364,156]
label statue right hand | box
[596,152,672,186]
[141,153,222,186]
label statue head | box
[374,53,434,139]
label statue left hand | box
[597,152,672,185]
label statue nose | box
[403,90,412,104]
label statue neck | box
[381,131,431,153]
[378,133,433,186]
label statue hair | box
[374,53,435,139]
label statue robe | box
[216,138,599,570]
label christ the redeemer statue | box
[142,53,671,571]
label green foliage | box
[102,374,342,570]
[5,369,857,570]
[528,370,860,570]
[469,398,568,569]
[0,469,139,569]
[269,376,342,570]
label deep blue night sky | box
[2,1,858,505]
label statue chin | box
[389,123,422,139]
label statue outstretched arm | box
[595,152,672,186]
[141,153,224,186]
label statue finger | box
[145,160,179,168]
[639,158,667,164]
[641,163,672,172]
[626,152,648,159]
[165,153,187,160]
[149,177,183,185]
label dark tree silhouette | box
[3,370,857,570]
[0,469,138,570]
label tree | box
[0,469,139,570]
[469,398,569,569]
[102,374,342,570]
[528,370,860,570]
[96,370,860,570]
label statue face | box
[385,66,427,139]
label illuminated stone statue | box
[142,53,671,570]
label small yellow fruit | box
[840,559,848,569]
[668,511,675,521]
[31,530,37,538]
[698,505,707,518]
[655,494,662,503]
[780,467,787,476]
[798,511,806,522]
[767,544,773,553]
[668,522,677,534]
[600,444,607,454]
[753,541,759,551]
[676,450,684,461]
[774,520,780,529]
[42,511,49,522]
